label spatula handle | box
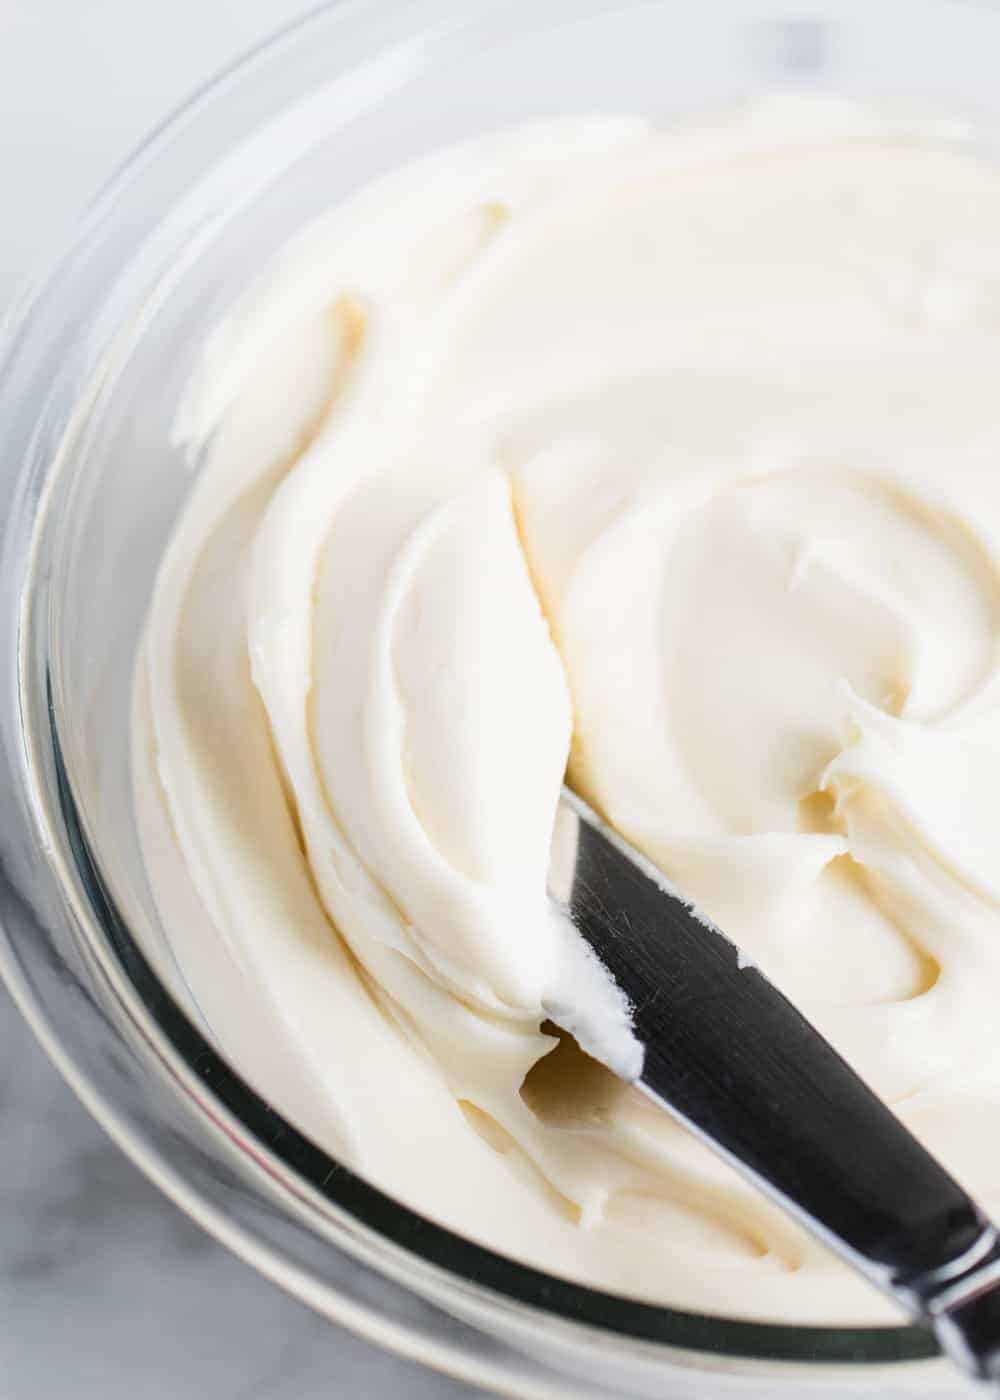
[556,791,1000,1382]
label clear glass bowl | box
[1,1,996,1394]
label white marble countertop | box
[0,4,480,1395]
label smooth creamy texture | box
[134,101,1000,1322]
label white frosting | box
[133,100,1000,1323]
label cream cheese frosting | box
[133,99,1000,1322]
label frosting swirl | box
[135,101,1000,1321]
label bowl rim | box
[0,0,956,1383]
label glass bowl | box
[0,1,995,1394]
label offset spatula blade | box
[548,789,1000,1383]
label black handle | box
[560,803,1000,1382]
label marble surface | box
[0,997,479,1400]
[0,3,479,1396]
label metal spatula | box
[548,788,1000,1385]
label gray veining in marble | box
[0,989,480,1398]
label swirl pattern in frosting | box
[134,100,1000,1321]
